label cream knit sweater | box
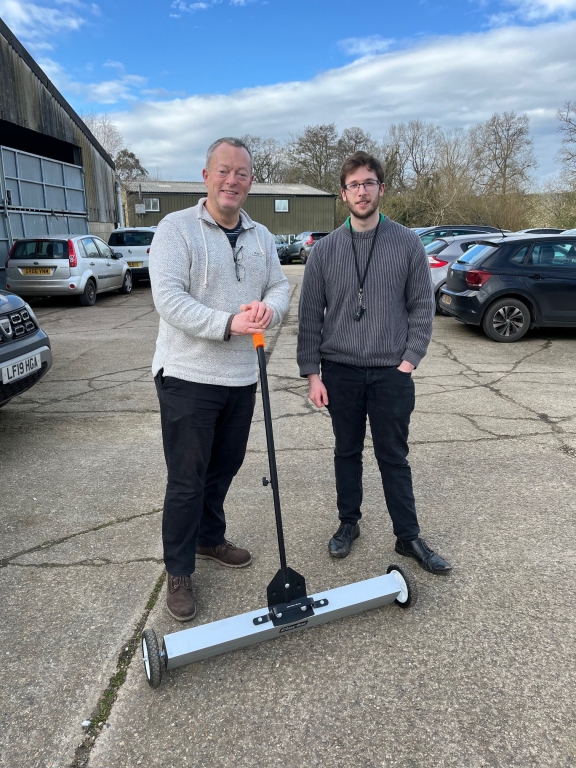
[150,198,290,386]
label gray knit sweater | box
[150,199,290,387]
[297,217,434,376]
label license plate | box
[2,353,42,384]
[127,262,142,268]
[441,294,452,306]
[22,268,52,275]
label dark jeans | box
[321,360,420,542]
[155,372,256,576]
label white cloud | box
[488,0,576,23]
[39,57,147,104]
[102,21,576,181]
[0,0,89,40]
[339,36,394,57]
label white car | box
[5,235,132,306]
[108,227,156,282]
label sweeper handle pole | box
[253,333,288,573]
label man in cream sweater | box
[150,137,289,621]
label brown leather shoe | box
[166,574,197,621]
[196,539,252,568]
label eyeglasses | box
[213,168,252,183]
[233,245,245,281]
[342,180,381,192]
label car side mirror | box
[112,252,123,259]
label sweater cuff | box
[402,349,423,368]
[223,314,234,341]
[299,362,320,378]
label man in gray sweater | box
[150,137,289,621]
[297,151,451,574]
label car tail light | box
[428,257,448,268]
[68,239,77,268]
[5,242,17,269]
[465,269,492,289]
[305,236,314,245]
[146,248,150,254]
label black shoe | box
[395,537,452,574]
[328,522,360,558]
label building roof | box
[0,18,114,169]
[125,181,336,197]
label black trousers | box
[321,360,420,542]
[155,372,256,576]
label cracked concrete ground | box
[1,269,575,768]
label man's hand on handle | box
[308,373,329,408]
[230,301,273,336]
[240,300,273,328]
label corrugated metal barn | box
[0,18,118,285]
[124,181,336,236]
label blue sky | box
[2,0,576,179]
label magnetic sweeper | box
[141,334,417,688]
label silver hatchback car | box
[5,235,132,306]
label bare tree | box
[557,100,576,180]
[336,127,380,166]
[82,113,125,160]
[285,124,340,191]
[240,135,286,183]
[470,112,536,195]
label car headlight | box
[24,302,39,325]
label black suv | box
[0,290,53,407]
[439,234,576,342]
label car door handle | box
[90,261,95,266]
[527,274,545,280]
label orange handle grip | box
[252,333,265,349]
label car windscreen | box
[311,233,328,240]
[274,235,286,243]
[12,240,68,259]
[456,243,499,265]
[109,231,155,247]
[425,240,449,255]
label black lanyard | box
[350,219,380,321]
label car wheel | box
[435,288,451,316]
[79,279,97,307]
[119,271,132,295]
[481,298,530,342]
[299,249,306,264]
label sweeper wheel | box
[142,628,162,688]
[386,564,418,609]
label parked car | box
[108,227,156,282]
[5,235,132,306]
[514,228,566,234]
[0,288,53,407]
[417,225,505,247]
[285,231,329,264]
[274,234,290,264]
[561,227,576,235]
[426,233,502,314]
[439,234,576,342]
